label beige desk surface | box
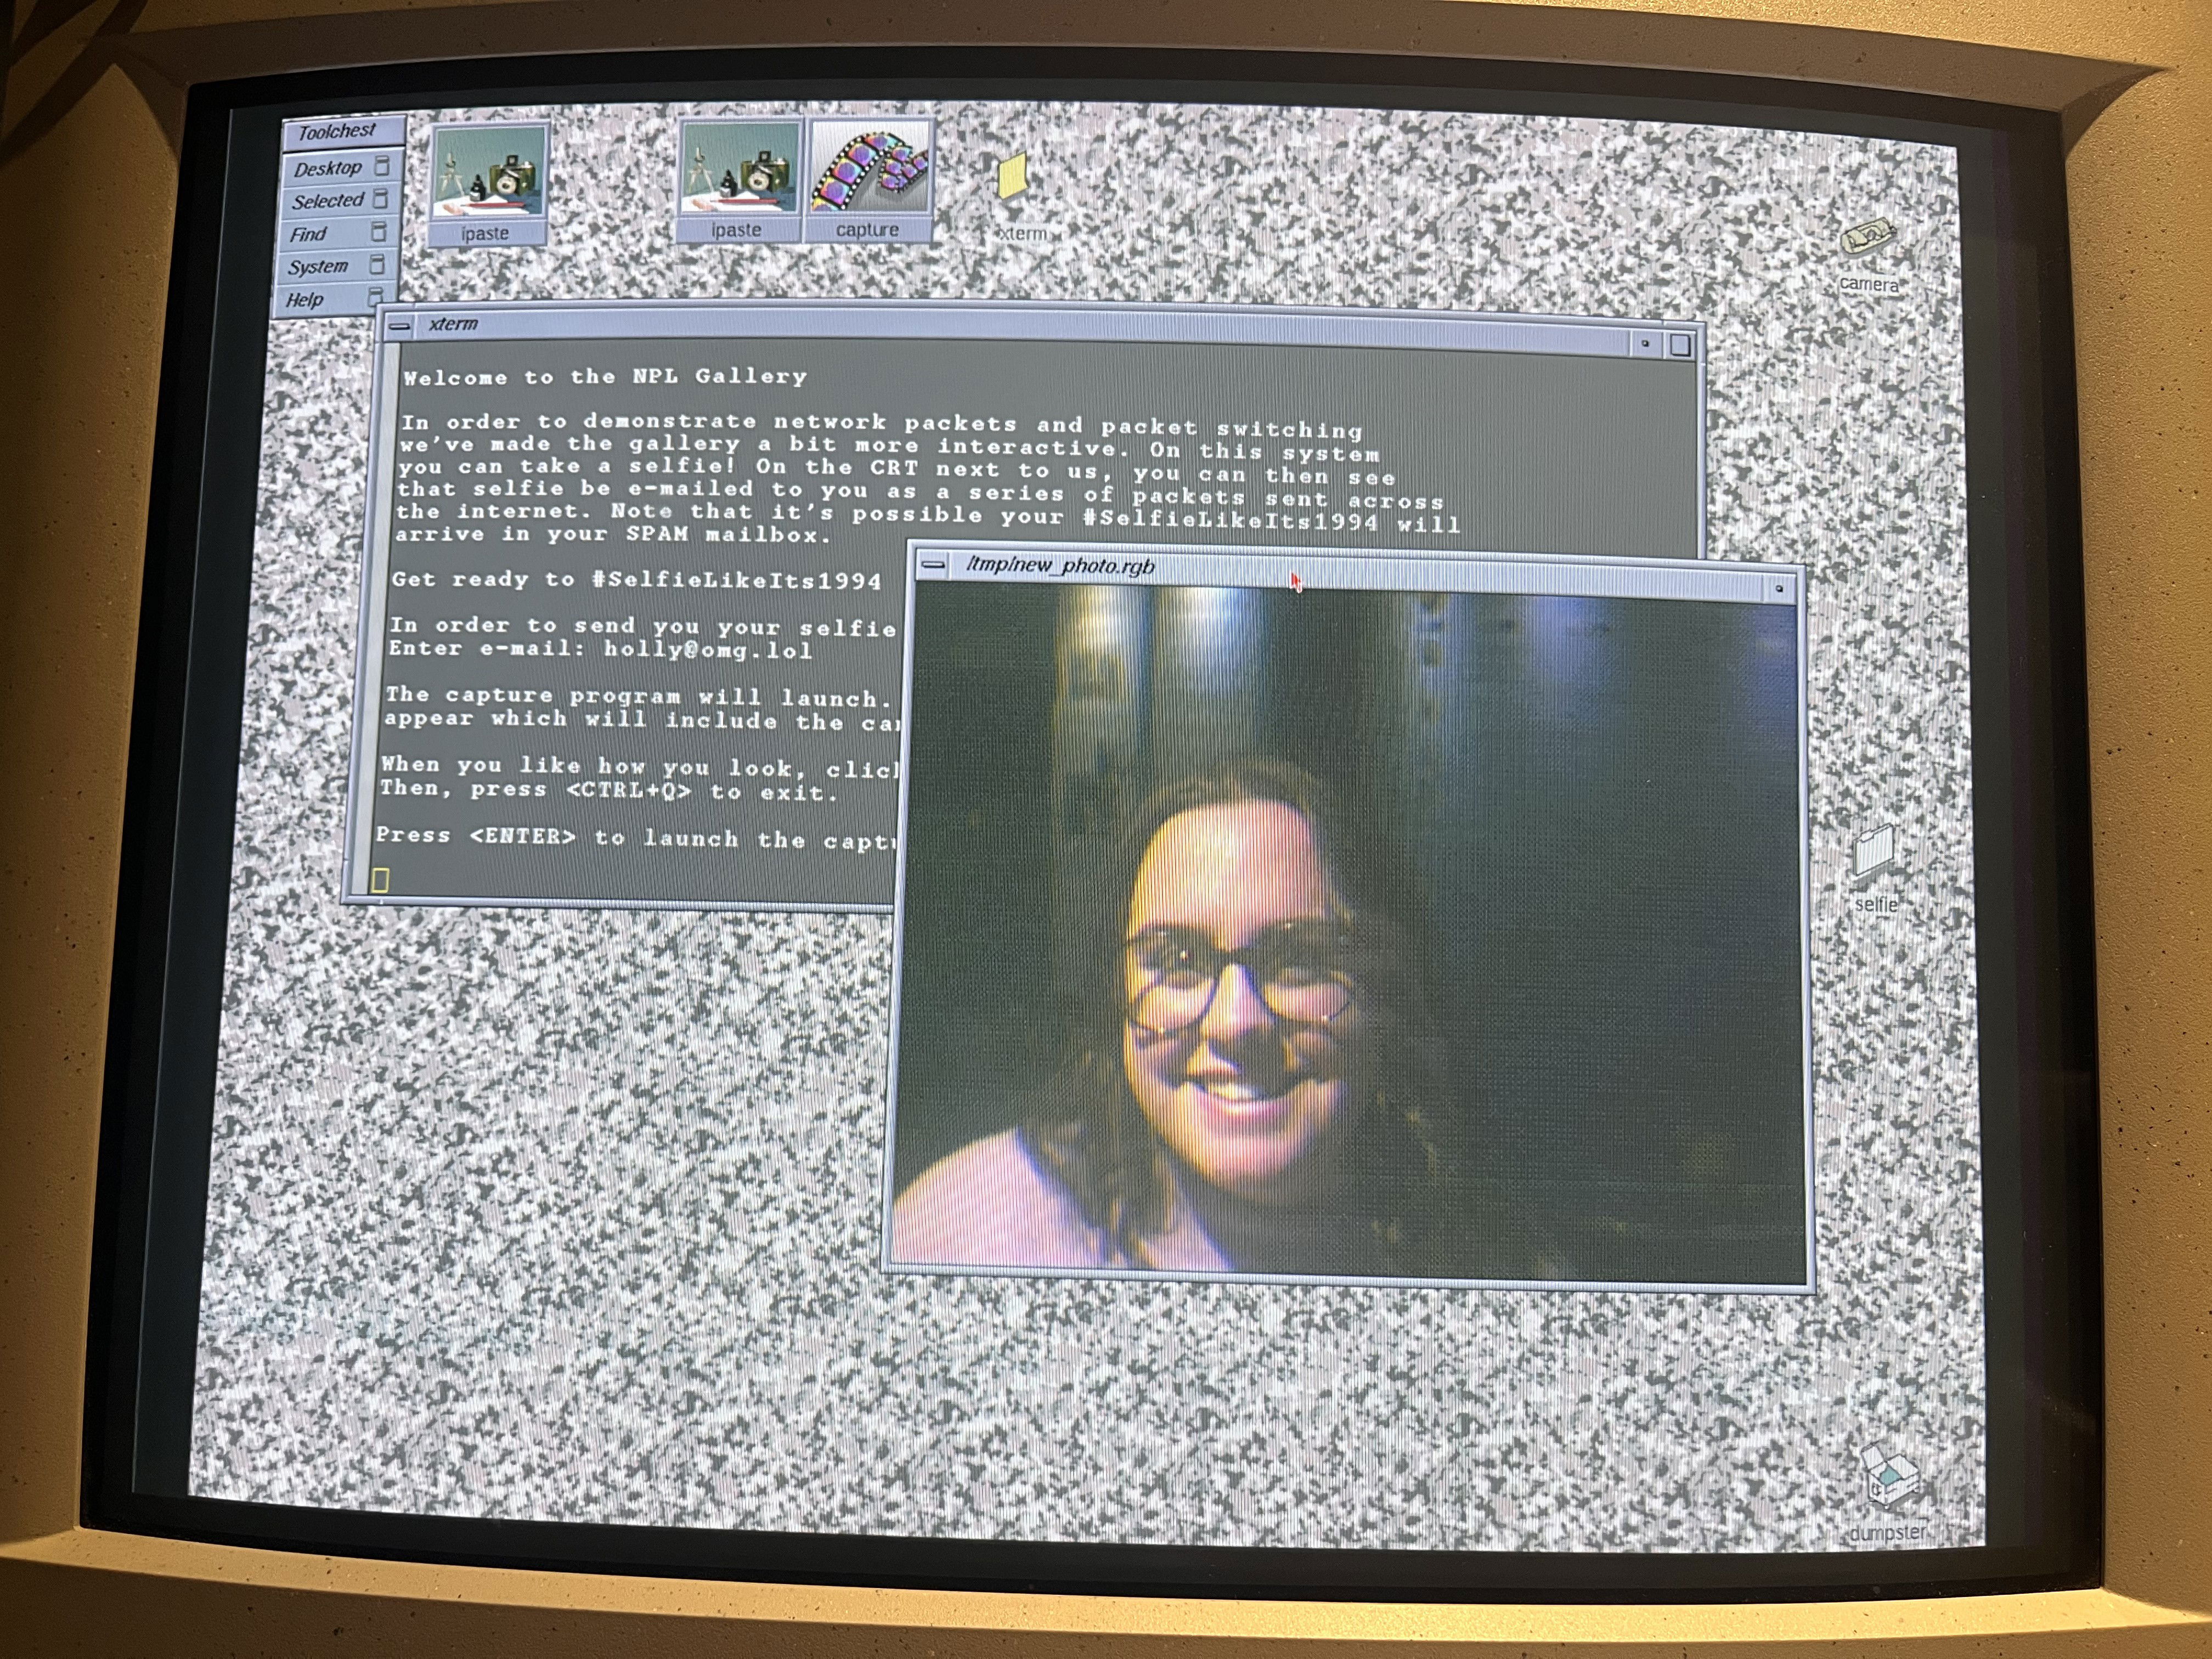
[2,2,2206,1651]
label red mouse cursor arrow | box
[1289,572,1304,593]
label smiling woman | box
[889,758,1505,1279]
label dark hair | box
[1019,757,1471,1272]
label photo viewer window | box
[884,547,1811,1293]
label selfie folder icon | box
[1852,825,1896,883]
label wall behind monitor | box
[0,1,2206,1651]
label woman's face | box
[1121,801,1359,1205]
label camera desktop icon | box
[1859,1443,1923,1508]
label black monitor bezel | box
[81,44,2101,1601]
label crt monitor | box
[3,21,2167,1643]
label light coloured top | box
[889,1128,1228,1272]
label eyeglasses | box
[1124,921,1357,1036]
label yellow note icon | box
[996,152,1029,200]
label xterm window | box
[345,300,1706,909]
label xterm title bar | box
[374,298,1706,359]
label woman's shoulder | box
[889,1129,1115,1269]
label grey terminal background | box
[347,320,1700,906]
[193,98,1981,1553]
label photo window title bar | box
[914,544,1795,602]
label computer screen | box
[89,53,2098,1597]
